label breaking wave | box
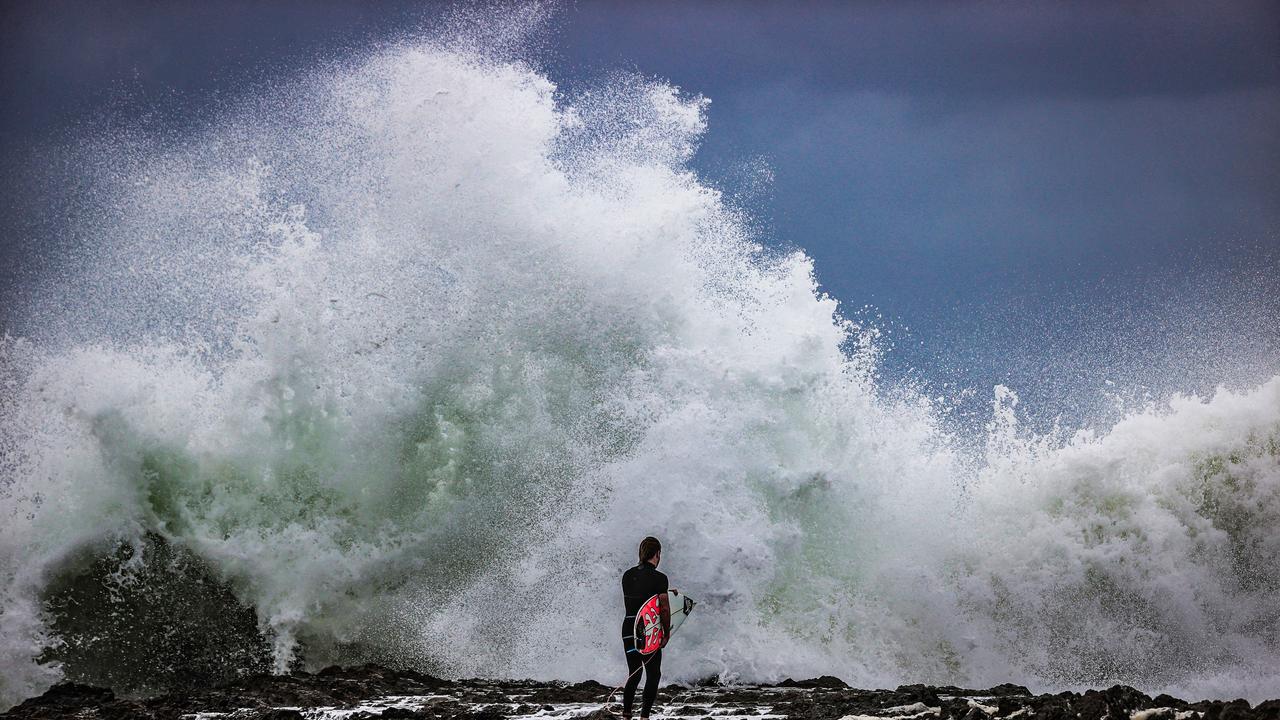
[2,14,1278,708]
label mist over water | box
[2,16,1279,709]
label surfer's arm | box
[658,592,672,647]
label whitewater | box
[1,24,1278,710]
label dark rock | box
[1017,692,1077,720]
[378,709,430,719]
[2,665,1276,720]
[574,680,608,690]
[778,675,849,689]
[1102,685,1154,712]
[1218,699,1256,720]
[38,534,275,698]
[932,685,971,696]
[1074,689,1119,720]
[1153,694,1189,709]
[522,679,611,703]
[1026,698,1076,720]
[5,683,115,712]
[1189,699,1255,720]
[98,705,157,720]
[940,697,978,718]
[996,697,1027,715]
[895,684,942,705]
[1255,699,1280,720]
[985,683,1033,697]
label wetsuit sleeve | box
[658,571,669,593]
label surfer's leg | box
[640,649,661,719]
[622,647,644,717]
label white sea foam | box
[1,11,1278,709]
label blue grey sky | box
[2,1,1277,425]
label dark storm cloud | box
[551,0,1280,268]
[0,0,434,134]
[564,1,1280,289]
[559,0,1280,100]
[736,83,1280,266]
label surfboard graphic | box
[633,590,695,655]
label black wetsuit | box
[621,561,668,718]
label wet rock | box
[1213,696,1254,712]
[1208,699,1256,720]
[1022,693,1076,720]
[895,684,942,705]
[1153,693,1190,709]
[258,710,306,720]
[1103,685,1154,713]
[38,534,274,698]
[1255,699,1280,720]
[522,679,610,703]
[378,708,431,719]
[778,675,849,689]
[994,696,1027,715]
[1026,702,1075,720]
[1074,689,1122,720]
[940,697,979,718]
[1,684,155,720]
[4,683,115,713]
[984,683,1033,697]
[3,665,1278,720]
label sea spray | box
[1,25,1279,710]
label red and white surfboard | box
[634,593,666,655]
[633,591,695,655]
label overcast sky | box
[2,0,1277,424]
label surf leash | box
[602,649,661,709]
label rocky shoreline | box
[3,664,1276,720]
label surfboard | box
[633,590,695,655]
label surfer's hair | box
[638,536,661,563]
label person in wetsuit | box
[621,536,670,720]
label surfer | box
[621,536,670,720]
